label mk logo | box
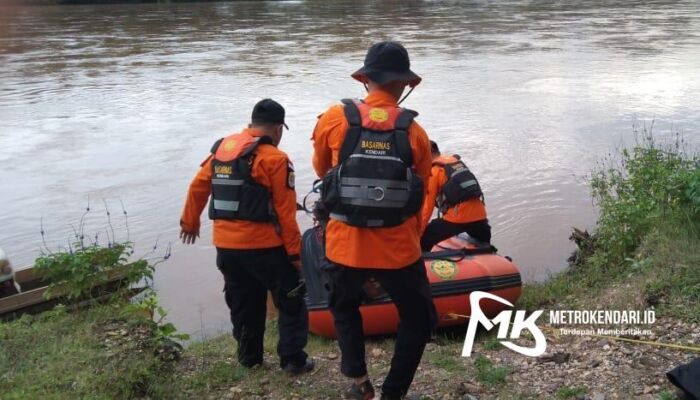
[462,291,547,357]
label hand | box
[291,259,302,270]
[180,229,199,245]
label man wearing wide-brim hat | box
[311,41,437,400]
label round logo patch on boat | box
[368,107,389,122]
[430,260,458,280]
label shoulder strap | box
[442,162,455,178]
[339,99,362,164]
[210,138,224,154]
[234,139,262,180]
[395,109,417,131]
[394,109,416,166]
[240,137,262,158]
[443,159,469,178]
[341,98,361,125]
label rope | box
[446,313,700,354]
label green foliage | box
[658,389,680,400]
[638,223,700,321]
[482,334,502,350]
[186,361,247,390]
[683,167,700,215]
[555,386,587,399]
[474,356,509,387]
[431,354,463,372]
[34,201,170,303]
[590,131,699,271]
[519,129,700,318]
[517,271,579,311]
[125,290,190,358]
[35,242,154,300]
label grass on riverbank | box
[0,303,173,399]
[520,131,700,320]
[0,303,522,399]
[2,300,693,399]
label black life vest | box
[320,99,424,228]
[434,155,483,212]
[208,135,275,222]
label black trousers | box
[325,259,437,397]
[420,218,492,251]
[216,246,308,368]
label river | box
[1,0,699,338]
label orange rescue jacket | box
[312,90,432,269]
[420,155,487,230]
[181,128,301,258]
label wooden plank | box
[0,286,47,314]
[13,266,37,283]
[13,266,44,291]
[0,270,131,318]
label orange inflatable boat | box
[301,227,522,339]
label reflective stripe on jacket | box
[320,99,423,228]
[312,90,432,269]
[181,128,301,258]
[208,134,275,222]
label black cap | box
[351,41,422,87]
[251,98,288,129]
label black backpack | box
[320,99,424,228]
[208,136,275,222]
[436,156,483,212]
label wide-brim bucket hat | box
[351,41,422,87]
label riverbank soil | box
[175,319,697,400]
[1,303,695,399]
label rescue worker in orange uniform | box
[312,41,437,400]
[420,140,491,251]
[180,99,313,375]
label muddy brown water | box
[1,1,700,338]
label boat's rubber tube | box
[301,226,522,339]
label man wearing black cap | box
[180,99,313,375]
[312,42,437,399]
